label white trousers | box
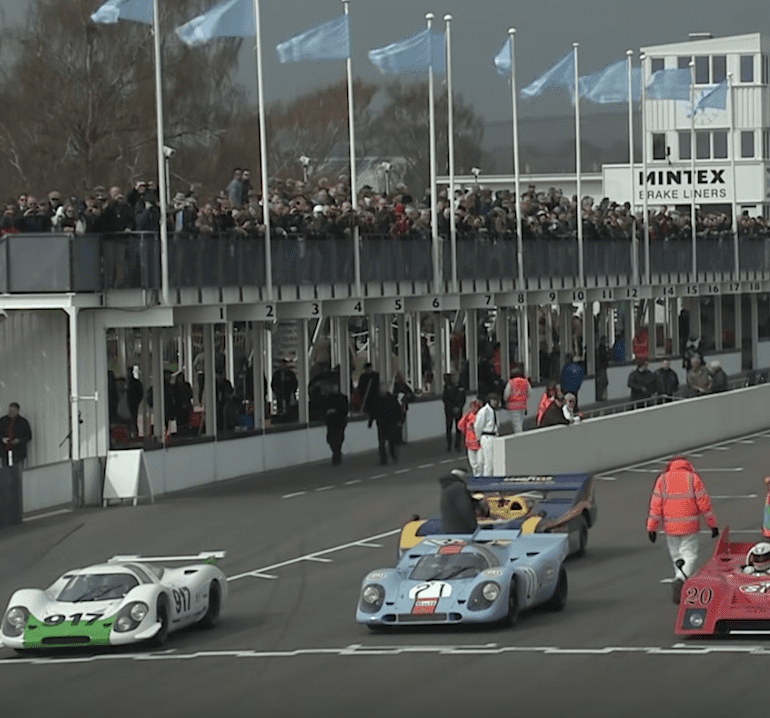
[467,449,482,477]
[479,435,495,476]
[509,410,525,434]
[665,532,699,580]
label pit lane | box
[2,432,770,717]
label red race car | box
[676,526,770,636]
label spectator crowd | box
[3,171,769,242]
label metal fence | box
[2,230,770,294]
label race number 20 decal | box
[684,586,713,605]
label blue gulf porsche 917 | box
[356,530,568,628]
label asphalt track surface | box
[2,427,770,718]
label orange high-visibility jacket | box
[536,392,553,426]
[457,410,480,451]
[505,377,529,411]
[646,458,717,535]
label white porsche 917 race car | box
[0,551,227,652]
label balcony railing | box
[1,230,768,295]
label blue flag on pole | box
[368,28,445,75]
[520,51,574,98]
[91,0,152,24]
[493,37,512,77]
[176,0,253,46]
[578,60,641,104]
[275,15,350,63]
[693,79,728,112]
[646,68,691,100]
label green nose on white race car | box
[0,551,227,652]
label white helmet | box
[748,542,770,572]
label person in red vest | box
[457,399,482,476]
[646,456,718,603]
[503,365,530,434]
[536,381,558,427]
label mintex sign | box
[603,163,766,205]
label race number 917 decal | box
[43,613,104,626]
[172,587,192,613]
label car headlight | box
[359,584,384,613]
[682,608,707,630]
[482,582,500,602]
[129,603,148,623]
[2,606,29,637]
[114,602,149,633]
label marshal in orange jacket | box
[646,457,718,535]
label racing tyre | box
[575,516,589,557]
[544,567,568,611]
[151,599,169,648]
[502,579,519,628]
[199,581,221,629]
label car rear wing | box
[468,473,591,494]
[108,551,226,565]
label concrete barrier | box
[493,383,770,476]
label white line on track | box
[738,440,755,444]
[418,464,434,469]
[281,491,306,499]
[344,480,362,486]
[368,474,386,480]
[711,494,758,499]
[439,459,458,464]
[394,469,410,474]
[596,476,617,481]
[227,528,400,582]
[713,446,730,451]
[688,453,704,457]
[9,642,770,665]
[314,485,335,492]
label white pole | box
[426,13,440,291]
[627,49,638,284]
[68,308,80,462]
[728,73,739,277]
[444,14,457,294]
[573,43,583,286]
[252,0,273,300]
[151,0,169,305]
[641,52,649,284]
[510,29,524,288]
[690,60,697,281]
[343,1,361,295]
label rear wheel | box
[150,599,169,647]
[199,582,221,629]
[544,567,568,611]
[502,579,519,628]
[574,516,589,557]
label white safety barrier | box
[492,383,770,476]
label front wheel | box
[198,582,221,629]
[544,567,568,611]
[502,579,519,628]
[574,516,589,557]
[150,599,169,648]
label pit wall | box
[493,383,770,476]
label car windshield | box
[409,553,490,581]
[57,573,139,602]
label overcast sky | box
[4,0,769,124]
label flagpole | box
[640,52,649,285]
[627,49,638,285]
[252,0,273,300]
[426,13,440,291]
[444,14,457,294]
[510,29,524,288]
[573,43,583,286]
[728,72,739,276]
[342,0,361,295]
[689,60,697,281]
[151,0,169,305]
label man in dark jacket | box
[368,386,401,465]
[628,361,658,409]
[356,362,380,419]
[0,402,32,467]
[439,469,479,533]
[324,383,349,466]
[655,359,679,403]
[441,373,466,452]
